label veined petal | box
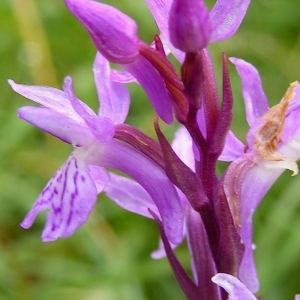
[85,139,183,245]
[122,54,173,124]
[210,0,251,42]
[8,79,95,123]
[104,173,159,218]
[18,106,93,146]
[21,154,97,242]
[66,0,139,64]
[230,57,269,126]
[212,273,256,300]
[93,53,130,124]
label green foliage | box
[0,0,299,299]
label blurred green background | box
[1,0,300,299]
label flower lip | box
[65,0,139,64]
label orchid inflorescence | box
[9,0,300,299]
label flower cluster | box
[9,0,300,299]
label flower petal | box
[171,127,195,170]
[219,130,245,162]
[8,79,95,123]
[212,273,256,300]
[210,0,251,42]
[144,0,173,41]
[18,106,93,146]
[86,139,183,245]
[93,53,130,124]
[237,158,291,292]
[88,165,110,193]
[66,0,139,64]
[21,154,97,242]
[63,76,115,142]
[104,172,159,218]
[122,54,173,124]
[230,58,269,126]
[110,69,136,83]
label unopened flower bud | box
[66,0,139,64]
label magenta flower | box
[222,57,300,292]
[146,0,251,54]
[9,53,183,244]
[65,0,174,124]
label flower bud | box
[66,0,139,64]
[169,0,212,52]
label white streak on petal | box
[212,273,256,300]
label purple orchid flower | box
[65,0,174,124]
[64,0,251,125]
[221,57,300,292]
[8,53,184,245]
[145,0,251,56]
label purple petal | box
[144,0,173,41]
[122,54,173,124]
[210,0,251,42]
[225,145,299,292]
[219,130,245,162]
[8,79,95,123]
[172,127,195,170]
[93,53,130,124]
[63,76,115,142]
[212,273,256,300]
[21,154,97,242]
[87,139,183,245]
[230,57,269,126]
[18,106,93,146]
[66,0,139,64]
[110,69,137,84]
[169,0,211,52]
[104,173,159,218]
[88,165,110,193]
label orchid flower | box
[65,0,174,124]
[145,0,250,58]
[9,53,184,245]
[64,0,250,125]
[222,57,300,292]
